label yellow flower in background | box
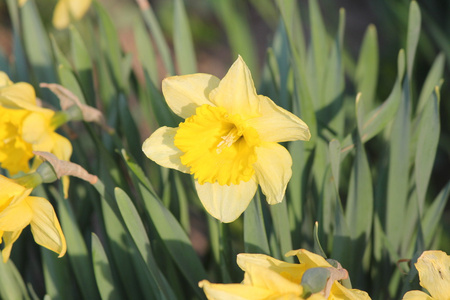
[142,56,310,222]
[0,174,66,262]
[52,0,92,30]
[0,72,72,176]
[199,249,371,300]
[402,250,450,300]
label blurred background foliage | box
[0,0,449,299]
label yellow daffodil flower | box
[199,249,371,300]
[403,250,450,300]
[142,56,310,222]
[52,0,92,30]
[0,72,72,176]
[0,174,66,262]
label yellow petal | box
[253,143,292,204]
[242,263,303,296]
[237,253,304,284]
[22,112,54,152]
[0,199,33,232]
[52,0,70,30]
[27,197,66,257]
[247,95,311,143]
[285,249,332,269]
[0,72,13,87]
[199,280,273,300]
[162,74,219,119]
[329,281,372,300]
[18,0,28,7]
[51,132,73,161]
[0,82,38,108]
[209,56,260,118]
[415,250,450,299]
[0,174,29,211]
[194,179,257,223]
[1,230,22,262]
[142,126,190,173]
[68,0,91,20]
[402,290,434,300]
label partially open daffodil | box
[0,174,66,262]
[403,250,450,300]
[199,249,371,299]
[142,56,310,222]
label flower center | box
[174,104,260,185]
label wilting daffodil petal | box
[0,174,66,262]
[403,250,450,300]
[142,56,310,222]
[329,281,372,300]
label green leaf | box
[416,53,445,116]
[138,0,175,75]
[270,199,294,262]
[355,25,379,111]
[119,153,208,298]
[341,50,405,157]
[406,1,421,79]
[118,94,143,164]
[92,180,145,300]
[20,0,59,107]
[210,0,258,78]
[173,0,197,74]
[329,139,341,191]
[70,25,96,106]
[385,77,411,252]
[415,87,440,211]
[423,180,450,248]
[91,233,123,300]
[0,259,30,300]
[134,19,158,85]
[51,187,100,300]
[115,188,176,300]
[94,1,124,91]
[244,193,271,255]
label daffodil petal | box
[68,0,91,20]
[415,250,450,299]
[0,199,33,232]
[253,143,292,205]
[285,249,332,268]
[142,126,190,173]
[27,197,67,257]
[237,253,304,284]
[162,74,219,118]
[51,133,73,161]
[22,113,54,152]
[199,280,272,300]
[0,72,13,86]
[242,263,304,296]
[0,82,38,108]
[209,56,260,117]
[52,0,70,30]
[329,281,372,300]
[0,175,29,211]
[402,290,433,300]
[1,230,22,263]
[194,179,257,223]
[248,95,311,142]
